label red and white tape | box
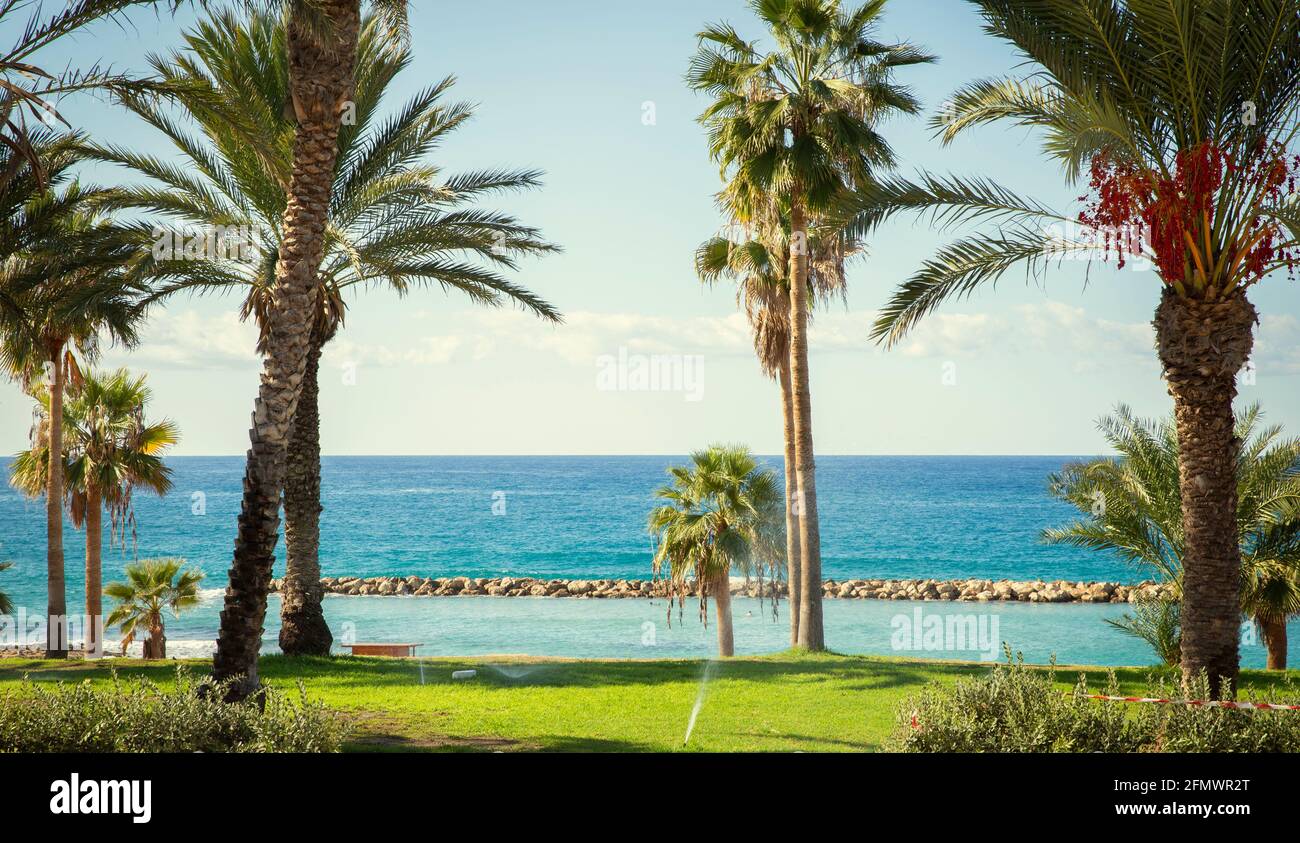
[1077,693,1300,711]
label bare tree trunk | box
[714,573,734,658]
[788,201,824,651]
[85,485,102,659]
[778,355,801,647]
[1155,289,1256,699]
[45,346,67,659]
[279,332,332,656]
[1259,615,1288,671]
[211,0,359,701]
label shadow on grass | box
[251,652,995,694]
[3,654,1292,699]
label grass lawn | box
[2,652,1296,752]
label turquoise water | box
[89,593,1291,669]
[0,455,1134,597]
[0,456,1291,667]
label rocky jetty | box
[270,575,1174,604]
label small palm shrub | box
[1105,593,1182,668]
[888,651,1300,753]
[0,668,346,752]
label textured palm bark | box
[84,485,103,659]
[279,333,332,655]
[1259,616,1288,671]
[144,622,165,660]
[713,573,735,658]
[211,1,359,701]
[1155,289,1256,699]
[778,356,801,646]
[788,203,824,651]
[45,347,67,659]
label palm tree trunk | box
[144,620,165,660]
[45,345,67,659]
[778,354,801,646]
[1259,615,1288,670]
[84,485,102,659]
[1155,289,1256,698]
[280,330,332,656]
[211,0,360,701]
[788,201,824,651]
[714,573,735,658]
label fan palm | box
[59,370,176,657]
[10,370,177,656]
[686,0,932,650]
[1,164,147,659]
[104,557,202,659]
[1045,404,1300,670]
[856,0,1300,696]
[648,445,785,657]
[91,8,558,664]
[695,206,859,645]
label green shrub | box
[0,668,347,752]
[888,650,1300,753]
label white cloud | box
[324,336,466,367]
[106,301,1166,378]
[1253,314,1300,376]
[884,301,1153,369]
[101,309,259,370]
[897,312,1002,358]
[381,309,755,366]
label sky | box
[2,0,1299,456]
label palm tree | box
[105,557,203,659]
[686,0,932,650]
[0,131,89,261]
[0,0,177,190]
[91,8,559,660]
[67,369,176,657]
[857,1,1300,697]
[1105,594,1183,669]
[10,369,177,657]
[0,168,146,659]
[197,0,362,696]
[648,445,785,657]
[695,208,858,645]
[1045,405,1300,670]
[0,561,12,616]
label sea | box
[0,455,1292,668]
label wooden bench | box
[343,642,420,658]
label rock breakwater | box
[270,575,1174,604]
